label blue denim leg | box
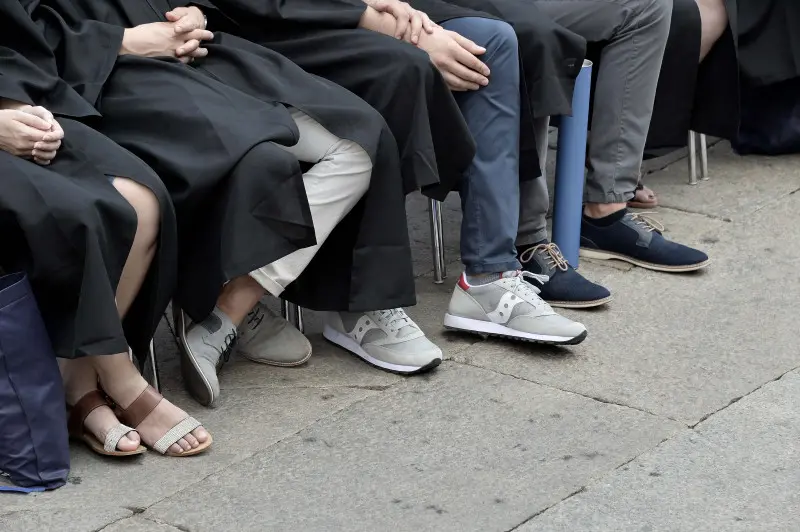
[441,18,522,275]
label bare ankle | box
[584,202,626,219]
[217,275,266,326]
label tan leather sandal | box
[68,390,146,457]
[116,386,212,457]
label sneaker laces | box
[370,308,415,334]
[503,271,550,309]
[220,330,237,364]
[519,242,569,272]
[629,212,664,234]
[246,305,265,330]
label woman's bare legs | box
[64,178,208,454]
[696,0,728,61]
[113,177,159,316]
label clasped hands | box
[0,100,64,166]
[121,7,213,63]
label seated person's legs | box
[696,0,728,60]
[63,177,210,456]
[434,17,587,344]
[182,108,438,404]
[515,120,612,309]
[528,0,709,272]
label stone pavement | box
[2,142,799,531]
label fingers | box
[444,59,487,88]
[452,44,491,79]
[176,39,201,57]
[409,12,423,44]
[421,13,435,34]
[34,139,61,152]
[394,8,410,39]
[185,28,213,42]
[11,110,52,131]
[441,72,479,91]
[45,118,65,142]
[32,148,57,164]
[188,46,209,59]
[21,105,55,124]
[450,32,487,57]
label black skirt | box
[0,119,177,360]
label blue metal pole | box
[552,60,593,268]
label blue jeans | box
[440,18,522,275]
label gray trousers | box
[517,0,673,246]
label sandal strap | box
[67,390,110,437]
[118,386,163,428]
[103,424,136,453]
[153,417,202,455]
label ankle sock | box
[583,208,627,227]
[466,272,503,286]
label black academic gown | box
[25,0,417,315]
[0,0,177,360]
[183,0,477,198]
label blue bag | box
[0,272,69,492]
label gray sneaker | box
[323,308,442,374]
[177,306,237,407]
[237,302,312,367]
[443,271,587,345]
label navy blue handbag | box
[0,272,69,492]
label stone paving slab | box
[0,507,131,532]
[519,370,800,532]
[144,364,682,532]
[643,143,800,221]
[0,386,375,520]
[102,516,183,532]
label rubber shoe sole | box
[443,314,587,345]
[580,247,710,273]
[239,348,312,368]
[546,295,613,309]
[322,325,441,375]
[174,308,217,408]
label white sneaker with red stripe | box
[443,271,587,345]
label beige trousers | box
[249,108,372,296]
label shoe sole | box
[322,326,442,375]
[443,314,587,345]
[239,348,312,368]
[547,295,613,309]
[579,248,711,273]
[173,308,217,408]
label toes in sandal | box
[628,183,659,209]
[117,386,212,457]
[68,390,146,457]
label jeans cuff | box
[464,259,521,275]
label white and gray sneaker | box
[443,272,587,345]
[323,308,442,374]
[177,306,238,407]
[237,302,312,367]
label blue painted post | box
[552,60,593,268]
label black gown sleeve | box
[180,0,366,31]
[23,1,124,108]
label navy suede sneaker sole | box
[579,247,710,272]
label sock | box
[583,208,627,227]
[466,272,503,285]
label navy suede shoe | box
[518,242,612,309]
[580,212,710,272]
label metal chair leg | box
[146,340,160,392]
[429,198,446,284]
[281,300,304,333]
[688,130,698,185]
[699,133,709,180]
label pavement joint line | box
[656,204,734,223]
[91,510,136,532]
[747,185,800,216]
[450,359,682,424]
[136,387,383,519]
[689,363,800,429]
[140,515,188,532]
[505,432,680,531]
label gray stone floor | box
[2,142,799,531]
